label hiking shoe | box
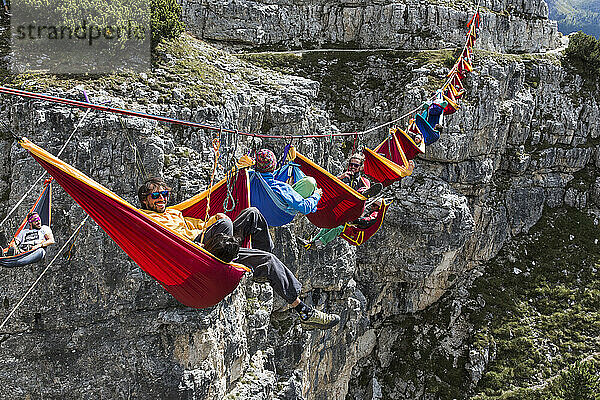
[296,237,313,250]
[362,182,383,198]
[300,308,340,330]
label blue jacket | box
[259,172,321,215]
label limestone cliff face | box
[180,0,560,53]
[0,2,598,400]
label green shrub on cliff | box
[151,0,185,48]
[554,360,600,400]
[564,32,600,75]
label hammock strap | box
[0,107,93,230]
[199,138,221,245]
[0,215,89,332]
[223,129,238,213]
[278,143,292,169]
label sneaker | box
[300,308,340,330]
[434,124,444,133]
[362,182,383,198]
[296,237,313,250]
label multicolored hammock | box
[19,138,251,309]
[363,126,423,187]
[364,9,480,187]
[340,199,390,246]
[442,11,480,115]
[289,149,367,229]
[0,179,52,268]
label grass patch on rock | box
[471,207,600,399]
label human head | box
[347,153,364,174]
[27,212,41,229]
[138,177,172,213]
[255,149,277,173]
[368,198,382,213]
[203,233,240,263]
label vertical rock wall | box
[0,4,598,399]
[179,0,559,53]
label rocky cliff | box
[1,1,599,399]
[180,0,560,53]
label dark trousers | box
[200,207,302,304]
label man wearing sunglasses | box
[138,177,341,330]
[3,212,55,256]
[338,153,382,198]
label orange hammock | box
[363,126,423,187]
[340,200,390,246]
[20,138,251,309]
[288,149,366,229]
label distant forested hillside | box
[547,0,600,38]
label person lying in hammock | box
[138,177,340,330]
[421,94,448,133]
[1,212,55,257]
[338,153,382,198]
[298,198,383,249]
[254,148,323,215]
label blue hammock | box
[415,114,440,145]
[0,181,52,268]
[249,162,306,227]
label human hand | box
[339,171,351,180]
[314,188,323,197]
[215,213,227,220]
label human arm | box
[9,240,19,254]
[12,231,24,253]
[338,171,352,181]
[276,182,322,215]
[203,213,227,229]
[31,227,55,250]
[184,212,227,231]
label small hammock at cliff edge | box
[19,137,253,309]
[0,179,53,268]
[339,198,390,246]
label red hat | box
[255,149,277,172]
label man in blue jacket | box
[254,149,322,215]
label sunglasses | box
[348,163,361,168]
[28,216,41,223]
[149,190,170,200]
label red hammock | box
[363,127,415,187]
[340,200,390,246]
[290,150,366,229]
[20,138,250,308]
[395,125,425,161]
